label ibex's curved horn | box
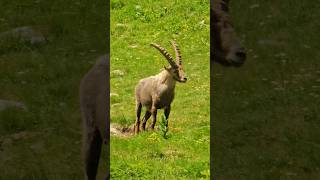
[150,43,178,68]
[170,40,182,66]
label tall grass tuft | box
[159,114,169,139]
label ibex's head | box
[151,40,187,83]
[211,0,246,66]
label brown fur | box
[211,0,246,66]
[80,55,109,180]
[134,41,187,134]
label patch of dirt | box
[110,123,134,137]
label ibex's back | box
[134,41,187,134]
[135,70,176,110]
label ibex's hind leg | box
[164,106,171,128]
[141,111,152,131]
[134,102,142,134]
[83,127,102,180]
[150,106,157,130]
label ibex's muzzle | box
[211,0,247,67]
[226,46,246,66]
[180,77,187,83]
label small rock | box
[302,44,311,49]
[116,23,127,27]
[249,4,260,9]
[111,69,125,77]
[110,93,119,97]
[59,102,66,107]
[17,71,26,75]
[128,44,138,48]
[135,5,141,10]
[274,52,287,57]
[266,15,273,18]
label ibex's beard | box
[178,79,187,83]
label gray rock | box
[111,69,125,77]
[0,99,27,111]
[0,26,46,45]
[110,93,119,97]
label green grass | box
[0,0,108,179]
[110,0,210,179]
[213,1,320,179]
[2,0,317,179]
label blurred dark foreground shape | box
[211,0,246,67]
[80,55,109,180]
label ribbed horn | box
[170,40,182,66]
[150,43,178,68]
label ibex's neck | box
[158,70,176,88]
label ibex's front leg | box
[150,106,157,130]
[83,127,102,180]
[134,102,142,134]
[164,105,171,128]
[141,111,151,131]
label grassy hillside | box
[110,0,210,179]
[0,0,108,179]
[213,0,320,179]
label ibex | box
[211,0,246,66]
[80,55,109,180]
[134,40,187,134]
